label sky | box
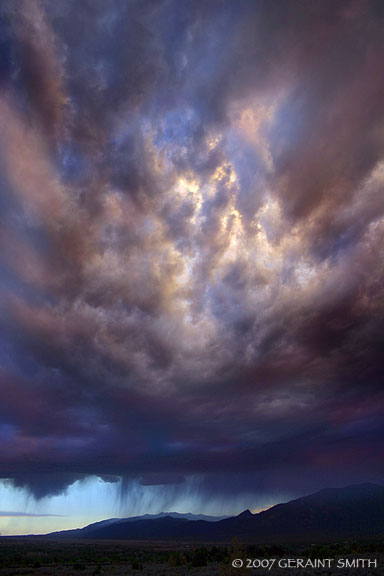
[0,0,384,535]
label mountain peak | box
[237,509,253,518]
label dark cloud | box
[0,0,383,506]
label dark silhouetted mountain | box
[43,483,384,543]
[236,509,253,519]
[123,511,229,522]
[80,511,228,533]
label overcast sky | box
[0,0,384,535]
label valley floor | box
[0,539,382,576]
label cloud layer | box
[0,0,383,505]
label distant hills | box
[39,483,384,543]
[84,511,228,529]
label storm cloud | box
[0,0,383,507]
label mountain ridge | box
[12,483,384,543]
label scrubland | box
[0,539,382,575]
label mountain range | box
[38,483,384,543]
